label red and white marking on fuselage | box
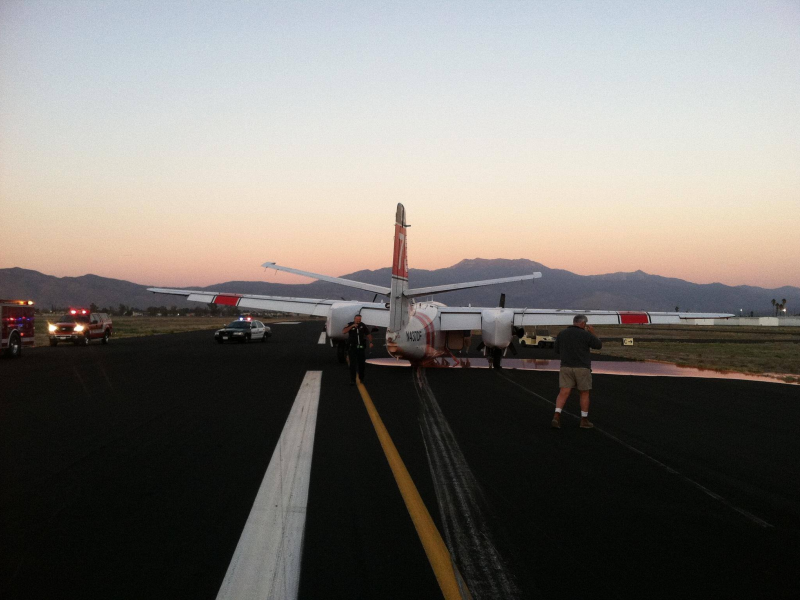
[413,311,440,359]
[213,295,241,306]
[618,312,650,324]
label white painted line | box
[217,371,322,600]
[317,332,327,345]
[274,321,302,325]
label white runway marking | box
[217,371,322,600]
[274,321,302,325]
[317,332,326,344]
[500,373,773,529]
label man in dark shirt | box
[552,314,602,429]
[343,314,373,385]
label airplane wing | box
[436,306,734,330]
[146,287,390,327]
[261,262,390,295]
[404,273,541,298]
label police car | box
[214,317,271,344]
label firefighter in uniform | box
[343,314,373,385]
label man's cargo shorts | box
[559,367,592,390]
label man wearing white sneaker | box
[551,314,602,429]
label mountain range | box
[1,260,797,316]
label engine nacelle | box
[327,302,363,342]
[480,308,514,349]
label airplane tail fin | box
[389,203,410,331]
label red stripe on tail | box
[392,224,408,279]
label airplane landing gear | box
[491,347,504,369]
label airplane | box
[148,204,734,368]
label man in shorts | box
[551,314,602,429]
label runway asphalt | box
[1,321,799,599]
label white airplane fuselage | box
[385,302,450,362]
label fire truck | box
[1,299,35,358]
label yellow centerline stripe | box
[356,378,470,600]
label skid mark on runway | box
[499,372,774,529]
[356,378,469,599]
[217,371,322,600]
[414,368,523,599]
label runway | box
[2,322,799,599]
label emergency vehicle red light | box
[70,310,77,314]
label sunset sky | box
[1,1,798,289]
